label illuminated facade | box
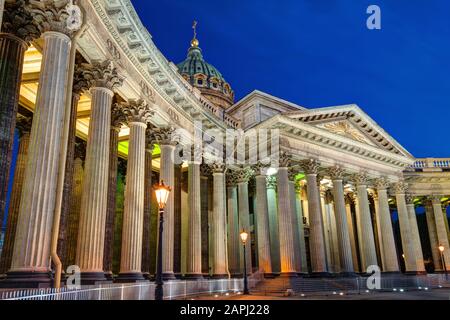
[0,0,449,289]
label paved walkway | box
[193,288,450,300]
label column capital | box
[28,0,83,37]
[210,162,226,174]
[150,127,178,146]
[288,167,299,182]
[266,175,277,190]
[111,103,127,131]
[234,167,254,183]
[351,172,369,186]
[72,64,92,97]
[374,177,390,190]
[405,194,415,205]
[394,181,409,194]
[200,163,212,177]
[300,158,320,175]
[327,166,345,180]
[84,61,124,92]
[120,99,154,125]
[278,151,292,168]
[15,114,33,137]
[251,161,268,176]
[226,171,238,187]
[2,0,41,44]
[345,193,354,205]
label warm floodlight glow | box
[154,180,171,209]
[266,167,278,176]
[240,231,249,244]
[439,245,445,253]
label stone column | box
[406,195,426,273]
[328,167,354,275]
[117,100,153,282]
[288,169,302,274]
[59,67,90,269]
[153,127,177,279]
[300,159,327,275]
[254,166,273,276]
[103,104,126,278]
[237,168,253,274]
[371,192,384,270]
[76,62,122,283]
[294,183,309,274]
[142,134,154,278]
[431,196,450,271]
[226,171,240,276]
[65,142,85,268]
[276,154,297,276]
[424,199,442,271]
[394,182,417,273]
[0,2,39,226]
[0,116,31,275]
[266,176,281,274]
[210,163,228,278]
[185,147,203,279]
[374,178,400,272]
[345,195,360,272]
[6,2,82,287]
[353,173,378,272]
[0,0,5,29]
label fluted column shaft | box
[395,192,417,272]
[267,178,281,273]
[305,173,327,273]
[66,158,83,267]
[376,188,400,272]
[76,87,113,277]
[288,180,302,273]
[0,34,27,228]
[0,129,30,274]
[345,199,359,272]
[103,127,120,276]
[294,188,308,273]
[372,195,385,269]
[425,202,442,271]
[10,32,72,280]
[331,179,354,274]
[238,180,252,274]
[119,122,147,278]
[432,197,450,271]
[186,161,202,277]
[160,144,176,278]
[212,170,227,277]
[276,168,297,274]
[255,175,272,274]
[141,147,153,276]
[58,93,81,268]
[406,201,425,272]
[227,184,240,275]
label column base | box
[162,272,177,281]
[104,272,114,280]
[279,272,298,278]
[296,272,309,277]
[308,272,331,278]
[404,271,427,276]
[142,272,151,280]
[183,274,204,280]
[79,272,109,285]
[339,272,358,278]
[115,272,146,283]
[0,271,53,288]
[264,273,277,279]
[210,274,229,279]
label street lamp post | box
[438,245,448,280]
[154,180,171,301]
[240,230,250,295]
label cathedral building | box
[0,0,448,290]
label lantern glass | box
[439,245,445,253]
[240,231,248,244]
[154,180,171,209]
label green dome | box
[177,47,226,82]
[177,43,235,109]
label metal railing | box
[0,271,264,301]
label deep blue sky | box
[130,0,450,158]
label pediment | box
[283,104,413,158]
